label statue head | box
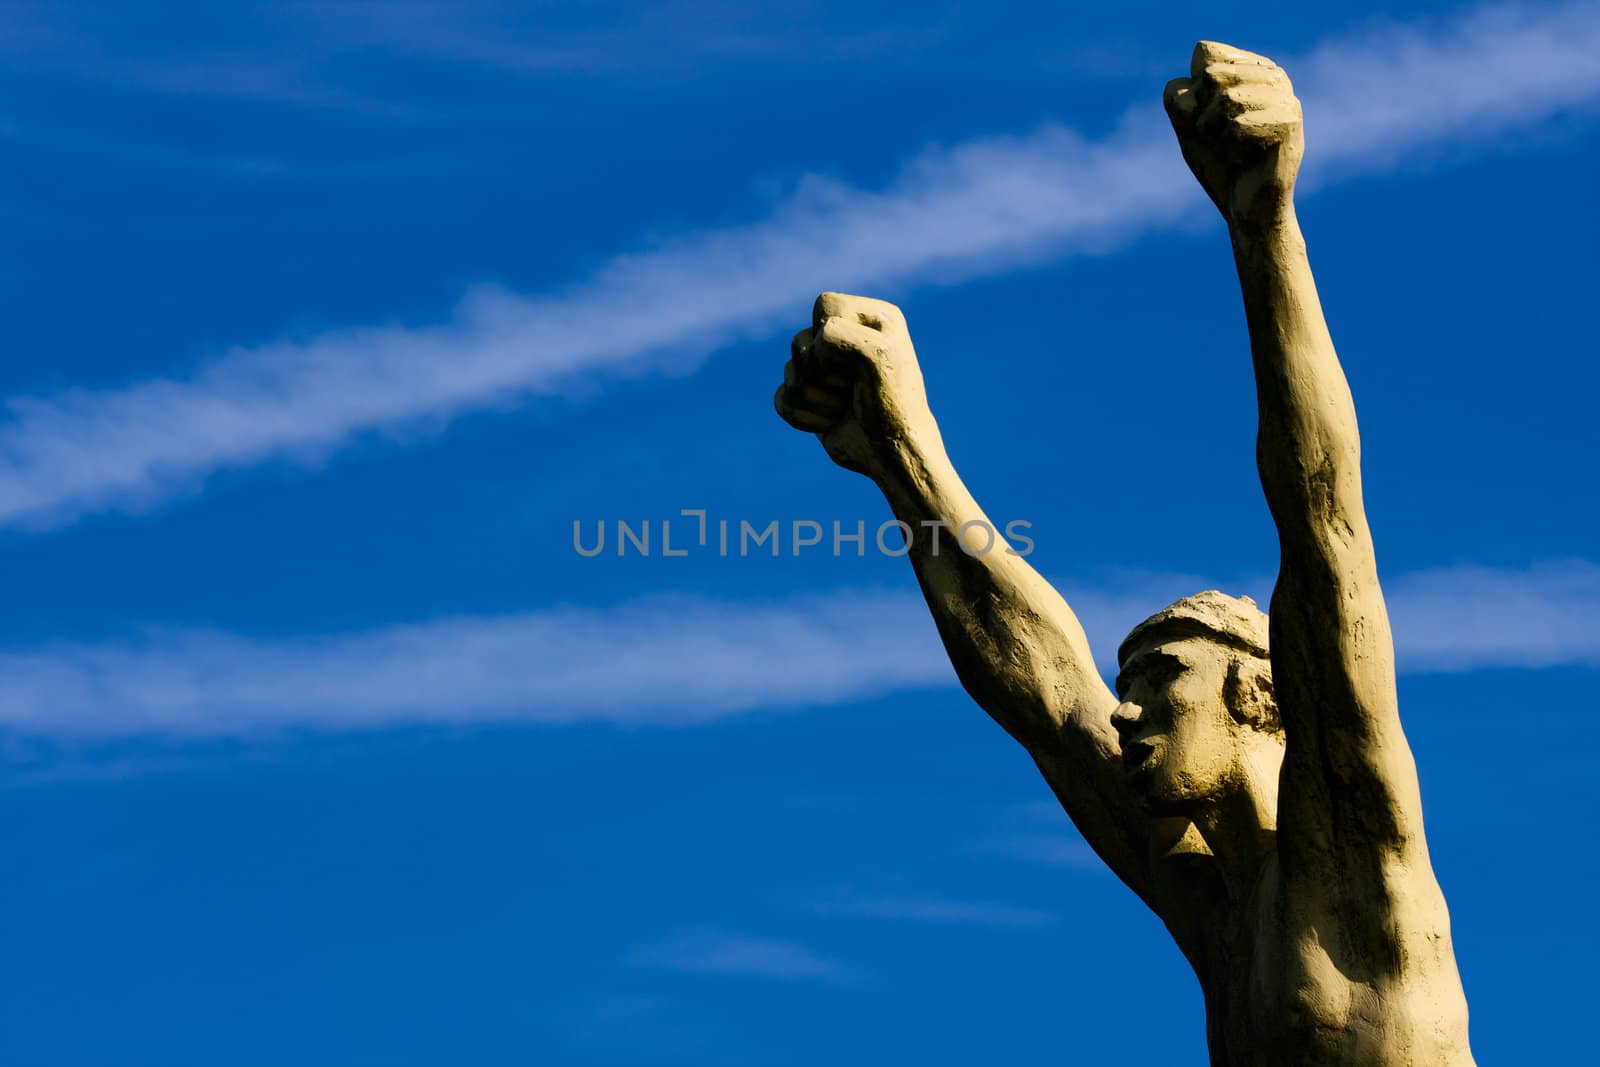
[1110,591,1282,817]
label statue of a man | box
[774,42,1474,1066]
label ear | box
[1223,657,1279,736]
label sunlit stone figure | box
[774,41,1474,1066]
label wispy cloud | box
[2,2,1596,529]
[300,0,949,75]
[0,6,378,113]
[631,929,845,981]
[981,832,1109,873]
[0,560,1593,740]
[0,591,947,738]
[969,799,1114,872]
[1031,561,1600,677]
[1386,559,1600,672]
[1293,1,1600,177]
[2,1,942,109]
[809,891,1057,928]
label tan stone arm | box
[776,291,1156,903]
[1229,210,1428,866]
[870,425,1158,905]
[1166,40,1428,859]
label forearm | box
[1229,208,1369,557]
[869,421,1110,750]
[774,290,1151,897]
[1232,209,1405,758]
[872,423,1154,892]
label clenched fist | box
[774,292,933,479]
[1165,41,1303,228]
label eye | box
[1140,656,1188,692]
[1154,661,1185,686]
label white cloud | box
[0,560,1593,740]
[630,930,845,981]
[971,799,1115,872]
[1059,560,1600,676]
[1,2,1596,528]
[809,891,1057,928]
[0,591,947,738]
[1294,1,1600,177]
[3,3,945,114]
[981,832,1110,873]
[300,1,949,74]
[1386,558,1600,672]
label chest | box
[1239,910,1359,1062]
[1200,866,1365,1066]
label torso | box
[1155,849,1475,1067]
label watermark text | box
[572,509,1034,558]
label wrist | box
[1229,199,1302,258]
[868,412,950,496]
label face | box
[1111,637,1241,816]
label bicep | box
[1029,689,1160,909]
[1252,332,1428,854]
[1270,541,1429,860]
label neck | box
[1191,746,1280,893]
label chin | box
[1132,769,1206,818]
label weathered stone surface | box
[775,41,1475,1067]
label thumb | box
[1164,77,1197,128]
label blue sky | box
[0,0,1596,1062]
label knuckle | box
[813,290,860,325]
[824,322,890,366]
[818,317,858,347]
[815,292,905,334]
[859,296,904,326]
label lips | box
[1122,739,1156,772]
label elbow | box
[1259,431,1368,555]
[953,672,1059,750]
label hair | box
[1118,590,1281,737]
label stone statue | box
[774,42,1474,1066]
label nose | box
[1110,700,1142,741]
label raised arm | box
[774,292,1156,903]
[1164,43,1429,862]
